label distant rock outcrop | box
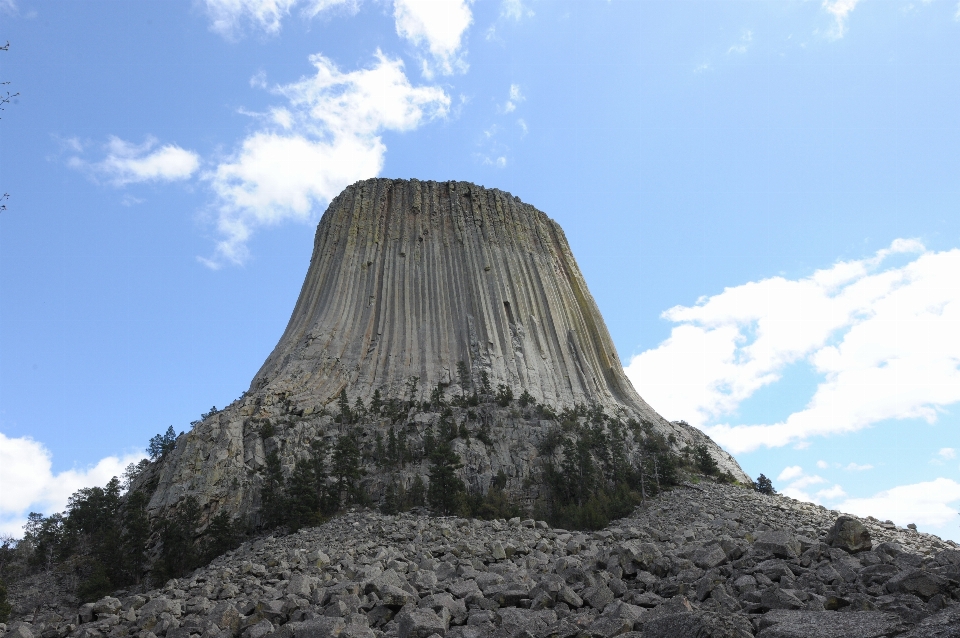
[145,179,747,525]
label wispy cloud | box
[203,50,449,267]
[69,136,200,186]
[204,0,354,37]
[728,29,752,54]
[394,0,473,77]
[845,462,873,471]
[502,83,524,113]
[486,0,533,41]
[822,0,860,39]
[0,432,146,537]
[625,239,960,453]
[500,0,533,21]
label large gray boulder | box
[825,516,872,553]
[757,610,903,638]
[753,531,801,559]
[642,611,753,638]
[899,604,960,638]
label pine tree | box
[153,497,201,585]
[387,429,398,467]
[201,511,240,564]
[260,450,286,529]
[397,430,408,467]
[286,459,320,530]
[337,389,352,424]
[331,433,363,507]
[456,360,470,398]
[755,474,776,495]
[122,490,150,583]
[0,580,11,623]
[408,475,426,508]
[423,427,437,458]
[381,481,399,515]
[375,432,385,467]
[427,440,466,515]
[148,426,177,460]
[694,444,720,476]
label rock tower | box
[147,179,747,523]
[254,178,652,417]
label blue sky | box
[1,0,958,541]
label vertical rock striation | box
[251,178,649,417]
[145,178,748,523]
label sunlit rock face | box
[252,178,651,416]
[146,179,748,523]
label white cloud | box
[205,0,473,72]
[394,0,473,76]
[204,50,449,267]
[0,432,146,537]
[822,0,860,39]
[503,83,524,113]
[939,447,956,459]
[204,0,353,37]
[728,29,753,54]
[778,465,804,482]
[788,474,827,490]
[816,485,847,500]
[774,465,830,501]
[845,462,873,471]
[625,240,960,453]
[71,136,200,186]
[517,118,528,135]
[836,478,960,527]
[0,0,17,15]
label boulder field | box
[4,482,958,638]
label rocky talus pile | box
[4,483,959,638]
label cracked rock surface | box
[4,482,958,638]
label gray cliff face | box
[145,179,748,524]
[251,178,646,415]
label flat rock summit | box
[4,179,957,638]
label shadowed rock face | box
[252,178,650,417]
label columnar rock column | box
[252,178,652,418]
[145,178,749,522]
